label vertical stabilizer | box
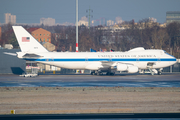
[12,26,48,53]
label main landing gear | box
[91,70,103,75]
[91,70,115,76]
[106,72,115,75]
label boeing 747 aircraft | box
[11,26,177,75]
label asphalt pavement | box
[0,73,180,87]
[0,113,180,120]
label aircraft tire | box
[110,72,115,76]
[96,72,103,76]
[98,72,103,76]
[106,72,115,76]
[158,71,162,75]
[91,72,95,75]
[106,72,110,75]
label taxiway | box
[0,73,180,87]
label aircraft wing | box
[101,61,115,66]
[99,61,138,73]
[100,61,133,67]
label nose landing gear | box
[91,70,115,76]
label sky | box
[0,0,180,24]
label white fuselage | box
[23,49,177,71]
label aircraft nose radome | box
[170,54,177,61]
[175,58,178,63]
[172,57,177,65]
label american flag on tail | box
[22,37,30,42]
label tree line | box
[0,19,180,58]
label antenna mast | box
[86,6,93,28]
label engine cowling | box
[116,64,139,73]
[117,63,128,71]
[127,65,139,73]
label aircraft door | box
[136,56,139,63]
[51,57,54,62]
[158,51,163,63]
[85,57,88,63]
[50,57,55,66]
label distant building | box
[107,20,114,26]
[77,16,88,26]
[53,33,68,40]
[53,33,61,41]
[149,17,157,23]
[40,18,55,26]
[78,20,88,26]
[115,17,123,24]
[5,13,16,24]
[166,11,180,24]
[28,28,51,43]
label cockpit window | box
[163,50,169,54]
[163,50,174,57]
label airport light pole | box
[76,0,78,52]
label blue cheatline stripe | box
[160,59,176,61]
[24,58,177,62]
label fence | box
[163,63,180,73]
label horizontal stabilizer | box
[3,52,17,56]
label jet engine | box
[117,64,138,73]
[127,65,138,73]
[117,63,128,71]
